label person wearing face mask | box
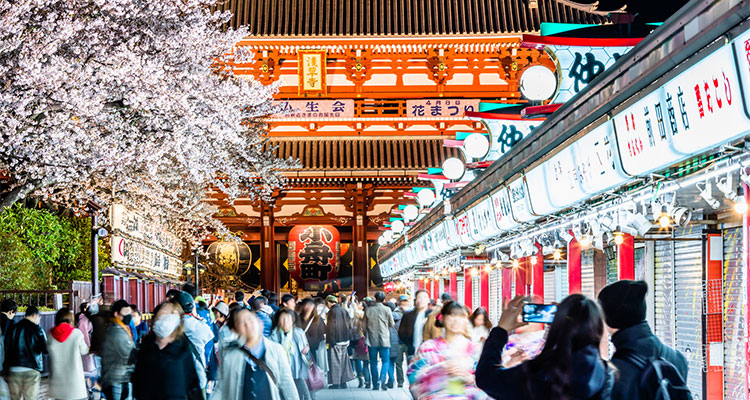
[101,300,135,400]
[133,301,201,400]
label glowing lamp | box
[417,189,436,207]
[463,133,490,159]
[391,219,405,233]
[519,65,557,101]
[403,204,419,221]
[442,158,465,180]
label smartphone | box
[522,303,558,324]
[351,291,357,297]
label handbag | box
[355,336,368,356]
[306,361,325,392]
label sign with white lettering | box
[732,29,750,116]
[406,99,480,118]
[443,219,462,248]
[454,213,473,246]
[490,187,519,231]
[551,45,633,103]
[272,100,355,119]
[525,166,560,215]
[614,44,750,176]
[111,236,182,276]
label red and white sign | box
[490,187,519,231]
[508,178,536,222]
[733,29,750,117]
[614,44,750,176]
[288,225,340,284]
[454,213,473,246]
[466,197,501,242]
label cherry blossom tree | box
[0,0,297,243]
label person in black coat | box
[397,290,430,358]
[476,295,615,400]
[4,305,48,399]
[133,301,201,400]
[598,280,689,400]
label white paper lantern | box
[403,204,419,221]
[463,133,490,159]
[417,189,436,207]
[383,230,394,242]
[519,65,557,101]
[378,236,387,246]
[391,219,405,233]
[442,157,465,180]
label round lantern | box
[417,189,436,207]
[403,205,419,221]
[288,225,340,285]
[519,65,557,101]
[206,241,252,275]
[463,133,490,159]
[442,157,465,180]
[391,220,405,233]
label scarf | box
[51,323,74,342]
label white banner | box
[466,197,502,242]
[614,44,750,176]
[490,187,519,231]
[484,119,540,162]
[406,99,480,118]
[272,99,355,118]
[111,236,182,276]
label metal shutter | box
[457,278,465,306]
[472,276,480,311]
[723,227,747,399]
[544,269,556,303]
[556,264,569,301]
[673,226,703,397]
[654,237,676,348]
[606,254,618,285]
[489,268,502,325]
[581,249,595,298]
[635,246,646,281]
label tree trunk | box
[0,183,37,212]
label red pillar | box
[744,182,750,397]
[480,266,490,311]
[617,233,635,280]
[433,278,439,300]
[449,272,457,301]
[532,243,544,301]
[515,258,528,296]
[501,268,512,307]
[424,279,431,298]
[464,272,473,310]
[705,232,724,400]
[568,235,582,294]
[417,279,425,291]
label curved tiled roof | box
[214,0,609,36]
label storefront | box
[381,3,750,399]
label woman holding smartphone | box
[475,294,614,400]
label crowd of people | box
[0,280,690,400]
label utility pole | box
[87,201,104,297]
[194,248,200,297]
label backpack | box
[615,350,692,400]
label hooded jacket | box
[3,318,47,371]
[609,321,688,400]
[133,334,201,400]
[476,328,614,400]
[47,325,88,400]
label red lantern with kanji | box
[384,282,396,293]
[288,225,340,285]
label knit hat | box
[597,280,648,329]
[326,295,338,303]
[175,291,195,314]
[398,295,409,301]
[212,301,229,317]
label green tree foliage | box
[0,204,109,290]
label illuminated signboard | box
[551,45,633,103]
[490,187,520,231]
[406,99,480,118]
[271,100,354,118]
[525,166,560,216]
[484,119,541,161]
[614,44,750,176]
[507,178,536,222]
[454,213,473,246]
[466,197,501,242]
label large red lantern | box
[383,282,396,293]
[288,225,340,285]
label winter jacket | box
[326,304,351,344]
[363,303,394,348]
[88,311,109,355]
[257,310,273,337]
[0,313,14,373]
[476,328,614,400]
[3,318,47,372]
[422,308,443,342]
[297,314,325,352]
[47,324,88,400]
[398,309,430,356]
[182,314,214,389]
[133,334,201,400]
[76,313,96,373]
[388,311,401,352]
[100,320,135,387]
[212,337,300,400]
[610,321,689,400]
[269,327,310,380]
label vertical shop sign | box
[466,198,501,242]
[455,213,473,246]
[508,179,536,222]
[733,29,750,116]
[525,166,559,216]
[298,50,327,96]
